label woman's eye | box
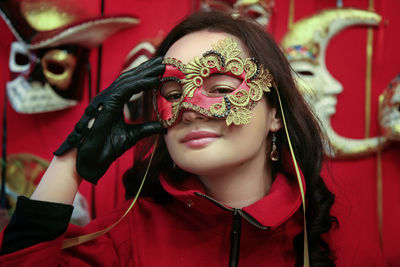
[202,74,241,97]
[208,86,235,96]
[164,91,182,102]
[160,81,182,102]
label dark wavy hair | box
[123,10,337,266]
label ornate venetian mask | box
[156,37,274,127]
[7,41,88,113]
[379,75,400,141]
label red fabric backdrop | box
[1,0,399,265]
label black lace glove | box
[54,57,165,184]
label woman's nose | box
[181,110,208,124]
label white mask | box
[7,41,86,113]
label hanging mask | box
[281,8,384,158]
[233,0,274,26]
[156,37,275,127]
[0,0,139,114]
[122,41,157,121]
[7,41,88,113]
[201,0,274,27]
[379,74,400,141]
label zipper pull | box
[230,209,241,267]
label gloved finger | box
[110,76,161,109]
[96,57,164,106]
[126,121,166,147]
[74,105,101,132]
[115,62,165,91]
[117,57,164,81]
[93,57,164,103]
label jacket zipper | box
[194,193,233,211]
[194,193,269,266]
[238,210,269,230]
[194,193,269,229]
[229,209,241,267]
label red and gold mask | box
[156,37,275,127]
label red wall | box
[1,0,399,264]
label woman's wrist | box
[31,149,82,205]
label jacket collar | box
[159,160,304,229]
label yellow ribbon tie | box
[62,137,158,249]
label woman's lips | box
[180,131,221,149]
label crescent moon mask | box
[281,8,385,158]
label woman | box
[0,11,336,266]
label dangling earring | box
[270,132,279,161]
[172,161,176,169]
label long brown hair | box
[123,10,336,266]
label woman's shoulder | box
[82,197,162,229]
[65,198,170,259]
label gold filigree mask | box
[156,37,275,127]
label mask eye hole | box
[46,60,66,75]
[202,74,242,98]
[206,86,235,97]
[9,42,31,73]
[15,52,30,66]
[41,49,78,90]
[297,70,314,76]
[160,80,183,103]
[246,9,262,20]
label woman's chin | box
[177,160,234,177]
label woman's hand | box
[54,57,165,184]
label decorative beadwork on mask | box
[284,44,320,64]
[160,76,181,84]
[159,37,275,127]
[162,57,185,71]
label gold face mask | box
[157,37,275,127]
[41,49,78,90]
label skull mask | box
[379,74,400,141]
[7,41,89,113]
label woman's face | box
[163,31,280,176]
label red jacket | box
[0,172,386,266]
